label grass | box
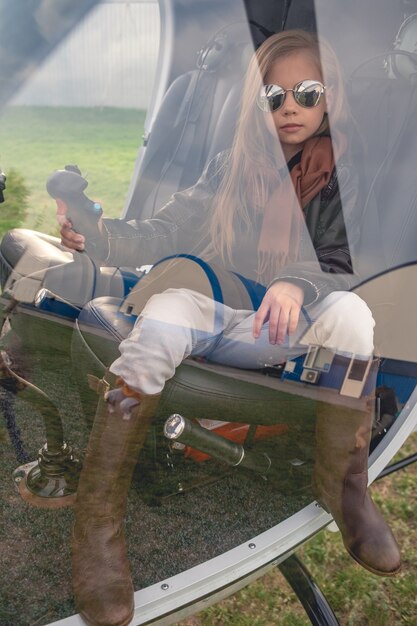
[0,106,144,235]
[176,433,417,626]
[0,169,30,235]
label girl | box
[66,31,400,626]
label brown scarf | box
[257,135,340,284]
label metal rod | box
[278,554,340,626]
[164,413,271,476]
[376,452,417,480]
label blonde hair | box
[209,29,348,264]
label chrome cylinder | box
[164,414,271,476]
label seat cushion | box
[73,294,318,427]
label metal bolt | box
[248,543,256,549]
[290,458,305,467]
[161,583,169,590]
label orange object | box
[182,421,289,462]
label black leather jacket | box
[97,152,362,306]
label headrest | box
[386,13,417,79]
[196,21,272,72]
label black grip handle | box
[46,166,103,239]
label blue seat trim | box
[152,254,225,304]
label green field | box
[0,105,144,235]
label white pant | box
[110,288,375,395]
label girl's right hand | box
[252,280,304,345]
[57,199,103,251]
[59,218,86,251]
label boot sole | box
[347,548,401,577]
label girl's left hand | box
[253,281,304,344]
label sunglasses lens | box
[257,85,286,112]
[294,80,324,107]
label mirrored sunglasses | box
[257,80,326,112]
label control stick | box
[46,165,103,242]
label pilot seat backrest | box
[348,13,417,270]
[124,22,268,221]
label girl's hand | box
[56,200,86,251]
[59,218,86,251]
[57,201,103,251]
[253,281,304,344]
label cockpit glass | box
[0,2,415,624]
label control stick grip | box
[46,167,103,240]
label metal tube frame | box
[376,452,417,479]
[278,553,340,626]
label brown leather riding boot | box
[313,393,401,576]
[72,374,160,626]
